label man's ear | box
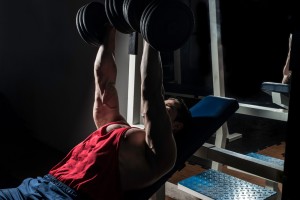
[173,121,183,132]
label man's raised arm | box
[140,42,176,177]
[93,26,125,128]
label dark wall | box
[163,0,212,96]
[165,0,292,98]
[221,0,291,97]
[181,0,211,90]
[0,0,98,153]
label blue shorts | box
[0,174,78,200]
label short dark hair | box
[168,96,192,128]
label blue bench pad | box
[261,82,290,95]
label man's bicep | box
[143,97,173,145]
[93,83,124,127]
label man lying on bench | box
[0,25,193,200]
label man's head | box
[164,97,192,135]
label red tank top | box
[49,121,132,200]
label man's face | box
[164,98,180,122]
[165,98,184,134]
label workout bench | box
[261,82,290,109]
[235,82,289,122]
[124,95,239,200]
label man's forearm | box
[92,26,122,127]
[140,42,163,99]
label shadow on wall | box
[220,0,291,98]
[0,93,30,187]
[0,93,65,188]
[0,92,33,156]
[0,0,97,153]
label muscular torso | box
[107,123,156,191]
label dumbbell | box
[123,0,153,33]
[139,0,194,52]
[76,0,134,47]
[76,1,109,47]
[105,0,135,34]
[76,0,194,52]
